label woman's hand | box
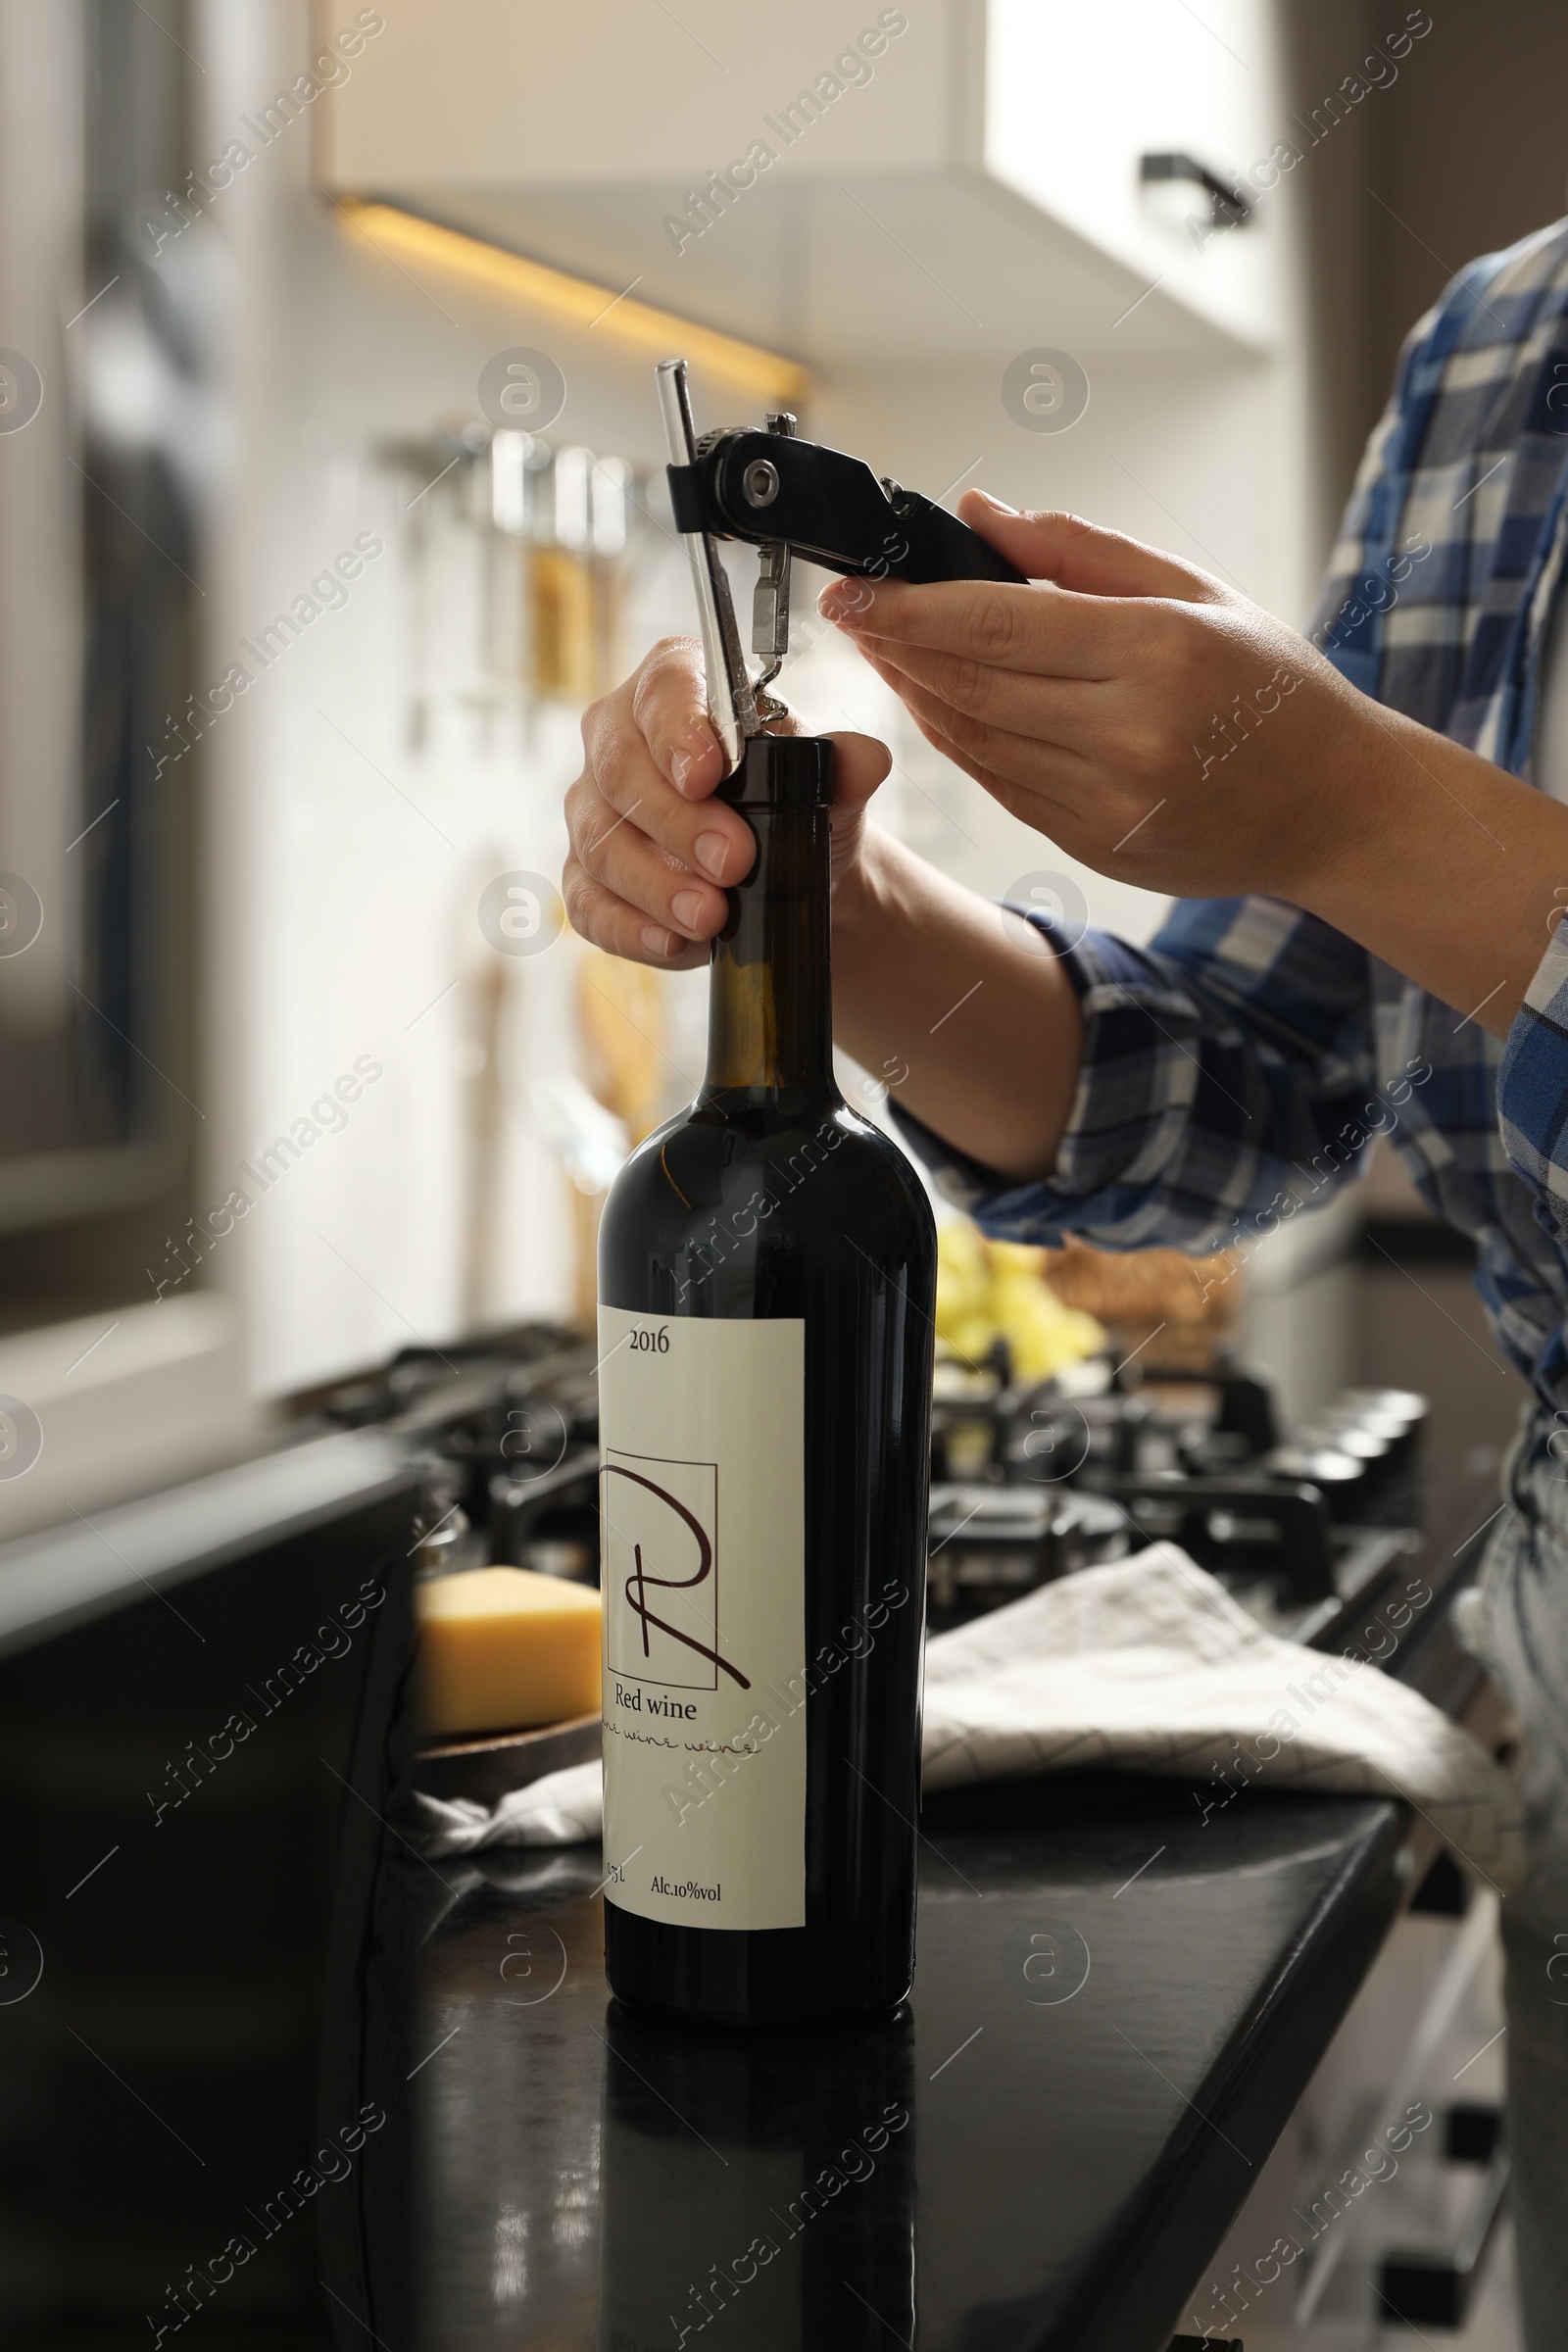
[819,496,1387,908]
[819,493,1568,1039]
[564,636,891,967]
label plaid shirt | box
[895,218,1568,1409]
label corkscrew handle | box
[664,421,1027,588]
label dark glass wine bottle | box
[597,732,935,2024]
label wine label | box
[598,1305,807,1932]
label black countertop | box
[418,1779,1417,2350]
[0,1397,1508,2348]
[414,1561,1494,2351]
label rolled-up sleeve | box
[890,895,1378,1253]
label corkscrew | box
[655,357,1024,767]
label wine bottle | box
[597,731,936,2023]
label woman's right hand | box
[564,637,892,968]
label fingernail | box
[670,890,706,931]
[694,831,729,880]
[969,489,1018,515]
[642,924,675,957]
[670,731,714,792]
[818,580,870,626]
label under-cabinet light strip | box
[332,196,813,407]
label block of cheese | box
[416,1567,602,1738]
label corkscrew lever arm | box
[664,416,1027,590]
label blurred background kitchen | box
[4,0,1564,1537]
[5,4,1568,2345]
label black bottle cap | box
[718,733,834,811]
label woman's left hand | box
[818,490,1568,1039]
[817,495,1392,911]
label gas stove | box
[308,1331,1428,1651]
[924,1355,1425,1644]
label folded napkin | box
[414,1544,1525,1890]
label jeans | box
[1464,1403,1568,2352]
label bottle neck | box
[702,736,836,1105]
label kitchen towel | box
[412,1544,1527,1890]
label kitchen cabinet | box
[319,0,1297,361]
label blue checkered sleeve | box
[890,895,1379,1254]
[1499,919,1568,1239]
